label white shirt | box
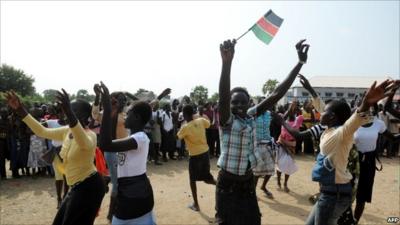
[46,119,63,147]
[354,117,386,153]
[117,131,150,178]
[160,111,173,132]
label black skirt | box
[189,151,214,182]
[215,170,261,225]
[356,151,376,203]
[115,174,154,220]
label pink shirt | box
[280,115,304,141]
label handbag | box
[41,148,56,165]
[311,153,335,185]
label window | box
[302,92,309,97]
[348,93,355,98]
[325,92,332,97]
[336,92,344,97]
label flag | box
[251,10,284,45]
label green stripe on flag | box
[251,24,273,45]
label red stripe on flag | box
[257,17,278,36]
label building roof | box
[292,76,393,88]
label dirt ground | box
[0,155,399,225]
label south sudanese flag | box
[251,10,284,45]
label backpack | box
[311,153,335,185]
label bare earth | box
[0,155,399,225]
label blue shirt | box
[217,113,259,176]
[247,106,272,142]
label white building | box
[280,76,393,105]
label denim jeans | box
[104,152,118,196]
[112,210,156,225]
[305,189,351,225]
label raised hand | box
[296,39,310,63]
[383,81,400,113]
[4,90,28,118]
[220,39,236,63]
[56,89,77,127]
[359,79,397,112]
[99,81,111,106]
[93,84,101,96]
[158,88,172,100]
[56,89,72,114]
[298,74,311,91]
[298,73,317,97]
[5,90,22,111]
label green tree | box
[134,88,156,101]
[76,89,95,102]
[190,85,208,104]
[21,93,45,107]
[42,89,59,103]
[0,64,36,96]
[209,92,219,103]
[262,79,279,95]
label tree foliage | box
[76,89,95,102]
[0,64,36,96]
[262,79,279,95]
[42,89,59,103]
[190,85,208,105]
[134,88,156,101]
[209,92,219,103]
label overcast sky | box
[1,1,399,98]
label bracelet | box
[356,110,371,118]
[299,61,306,64]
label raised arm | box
[253,40,310,117]
[5,91,66,141]
[342,80,398,137]
[272,112,311,139]
[124,92,139,101]
[99,82,138,152]
[298,73,325,113]
[218,39,236,125]
[149,88,172,108]
[91,84,103,122]
[56,89,95,150]
[384,87,400,119]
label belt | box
[320,183,352,198]
[70,172,97,189]
[320,190,351,198]
[258,142,273,147]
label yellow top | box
[320,112,370,184]
[23,114,97,185]
[302,110,313,129]
[177,118,210,156]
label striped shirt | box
[309,124,326,141]
[217,113,258,176]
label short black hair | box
[130,101,152,125]
[230,87,250,100]
[183,104,194,116]
[71,99,92,126]
[328,100,351,126]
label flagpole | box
[236,25,254,42]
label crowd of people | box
[0,39,400,225]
